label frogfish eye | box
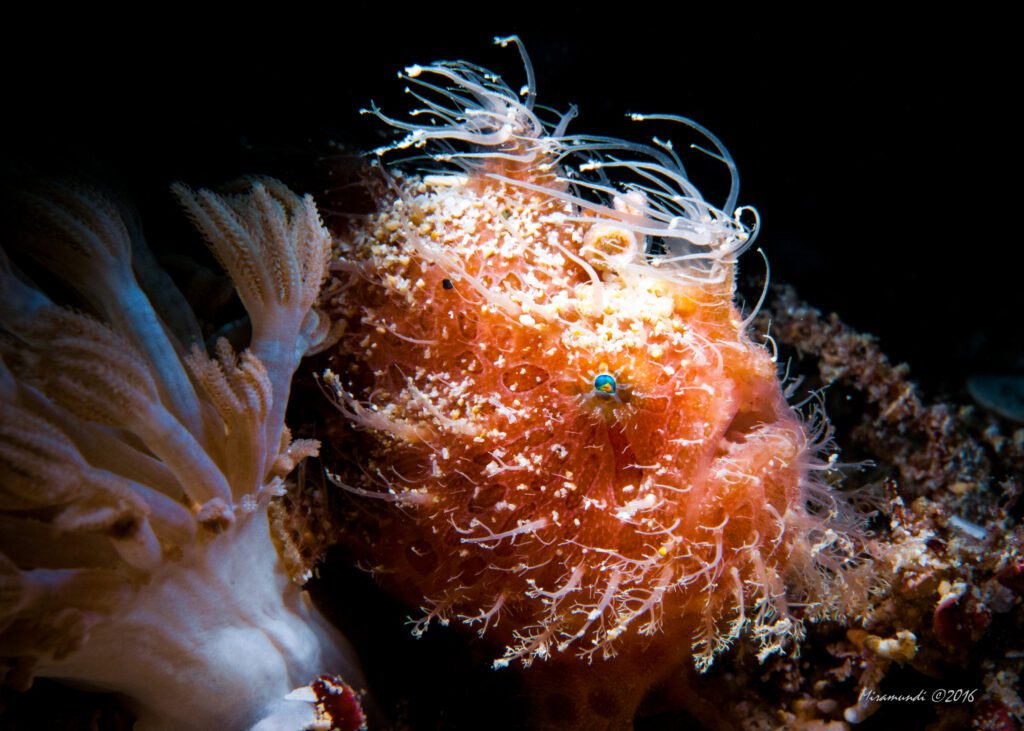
[593,373,617,396]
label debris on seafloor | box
[724,284,1024,731]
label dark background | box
[6,17,1016,398]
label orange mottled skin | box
[324,157,866,725]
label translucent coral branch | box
[18,183,205,436]
[173,179,331,477]
[8,310,234,510]
[0,396,195,570]
[186,340,271,497]
[0,262,233,514]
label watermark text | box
[860,688,977,704]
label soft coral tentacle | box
[173,179,331,478]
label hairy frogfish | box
[321,37,872,728]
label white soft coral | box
[0,179,361,730]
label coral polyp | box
[323,37,872,720]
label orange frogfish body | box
[323,39,870,728]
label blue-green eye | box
[593,373,617,396]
